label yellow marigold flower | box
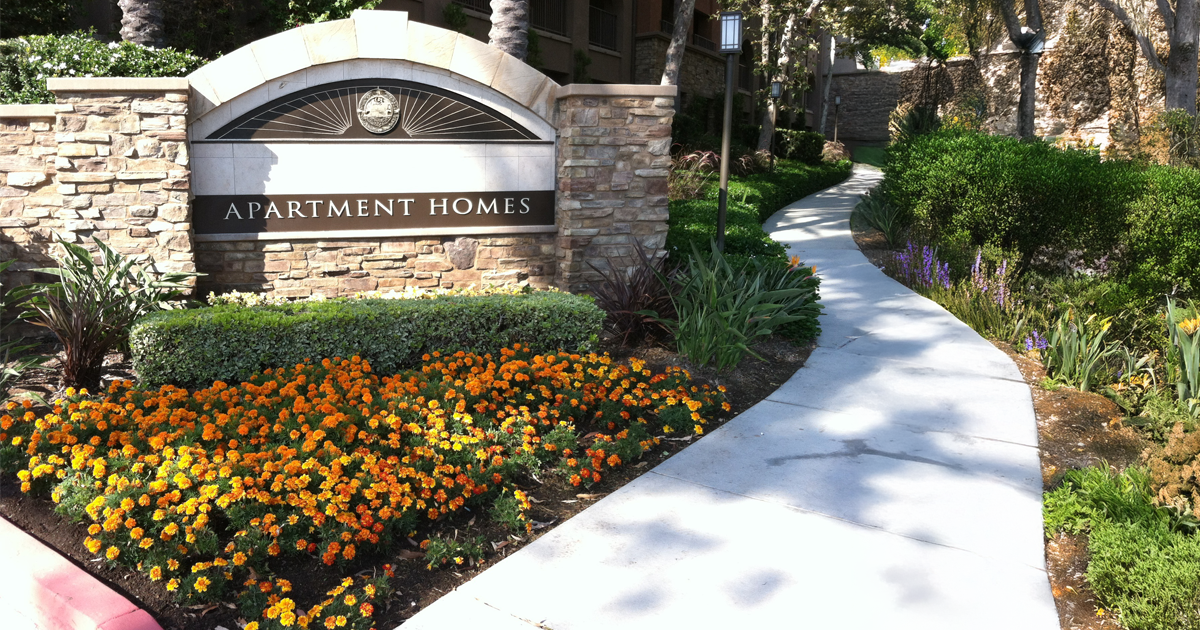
[105,546,120,560]
[149,566,163,581]
[344,595,357,606]
[245,623,259,630]
[85,537,102,554]
[194,576,211,592]
[166,578,179,591]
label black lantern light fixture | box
[716,11,743,252]
[770,80,782,99]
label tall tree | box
[1093,0,1199,114]
[489,0,529,61]
[661,0,699,85]
[118,0,165,47]
[998,0,1045,139]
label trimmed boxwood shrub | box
[883,128,1138,265]
[130,292,603,387]
[1125,165,1200,299]
[776,129,825,165]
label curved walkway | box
[401,165,1059,629]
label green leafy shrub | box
[649,242,820,370]
[776,129,824,165]
[1044,466,1200,630]
[0,0,80,37]
[884,128,1138,266]
[0,32,204,104]
[851,187,910,248]
[1042,310,1120,393]
[264,0,381,30]
[1125,166,1200,299]
[130,292,603,387]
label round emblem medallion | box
[356,88,400,135]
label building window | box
[452,0,490,14]
[530,0,567,35]
[589,1,619,51]
[691,10,714,51]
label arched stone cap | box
[187,10,558,126]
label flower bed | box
[1,345,724,629]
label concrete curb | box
[0,516,163,630]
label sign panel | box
[193,191,555,237]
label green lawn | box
[852,146,887,168]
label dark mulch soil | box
[853,221,1145,629]
[0,336,813,630]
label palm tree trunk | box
[660,0,698,85]
[489,0,530,61]
[118,0,164,48]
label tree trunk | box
[489,0,529,61]
[758,12,797,151]
[1017,51,1041,138]
[999,0,1045,140]
[817,32,835,136]
[661,0,698,85]
[1165,0,1199,113]
[118,0,164,47]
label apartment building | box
[380,1,760,112]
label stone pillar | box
[553,84,676,293]
[47,78,194,277]
[0,105,62,287]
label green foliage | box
[130,292,604,388]
[1153,109,1200,169]
[573,49,592,84]
[1042,310,1120,393]
[0,0,80,37]
[649,242,820,370]
[667,160,852,265]
[884,128,1138,266]
[0,260,49,408]
[264,0,381,30]
[1125,165,1200,299]
[851,187,909,248]
[775,130,824,165]
[526,28,543,68]
[1045,466,1200,630]
[13,239,195,390]
[1166,299,1200,411]
[0,32,204,105]
[421,535,486,570]
[852,145,887,168]
[163,0,274,60]
[442,3,471,35]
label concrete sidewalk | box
[400,165,1059,629]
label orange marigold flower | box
[359,602,374,616]
[105,546,120,560]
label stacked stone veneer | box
[555,85,675,293]
[0,79,194,290]
[195,235,557,297]
[0,106,59,286]
[0,11,677,299]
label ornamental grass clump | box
[1,345,724,628]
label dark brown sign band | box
[193,191,555,236]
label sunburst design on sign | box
[206,79,538,142]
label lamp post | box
[770,80,782,171]
[716,11,742,253]
[833,95,841,144]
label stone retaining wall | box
[0,105,59,287]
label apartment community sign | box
[192,78,557,240]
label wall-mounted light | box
[719,12,743,54]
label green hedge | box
[1125,165,1200,298]
[667,159,853,263]
[883,128,1138,264]
[0,33,203,104]
[130,293,603,388]
[776,130,825,165]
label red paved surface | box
[0,516,162,630]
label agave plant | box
[13,238,197,391]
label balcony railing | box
[531,0,567,35]
[453,0,490,13]
[454,0,566,36]
[589,6,619,50]
[692,33,715,51]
